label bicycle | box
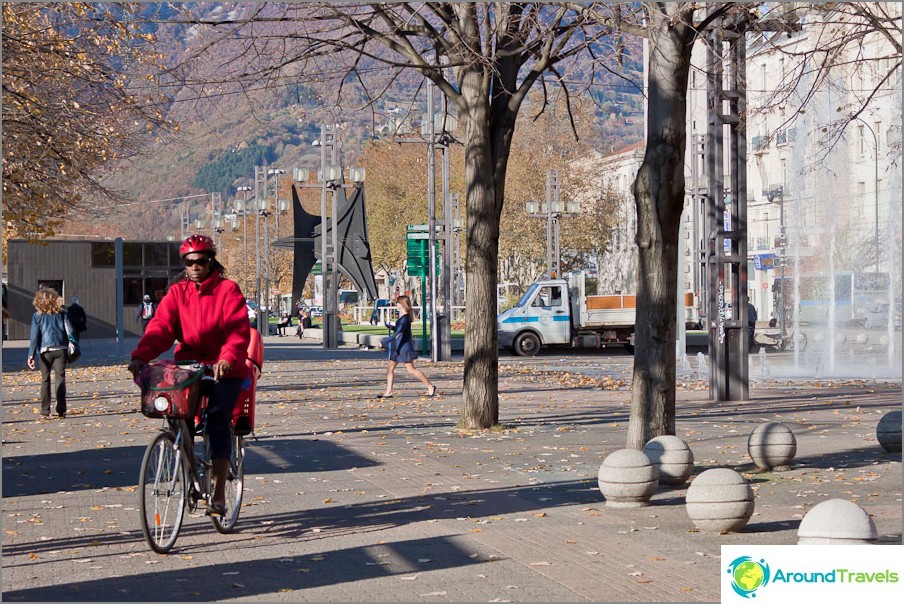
[137,362,245,554]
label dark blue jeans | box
[203,378,243,460]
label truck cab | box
[497,278,572,356]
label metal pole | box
[319,124,330,348]
[545,171,553,276]
[427,80,439,362]
[115,237,124,344]
[779,161,786,339]
[552,170,562,279]
[872,128,879,273]
[440,111,453,360]
[254,167,264,332]
[329,126,340,347]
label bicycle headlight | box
[153,396,169,412]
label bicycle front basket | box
[139,361,204,419]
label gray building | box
[6,239,183,340]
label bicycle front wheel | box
[210,431,245,534]
[139,431,188,554]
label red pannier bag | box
[232,328,263,435]
[139,360,204,419]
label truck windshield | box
[515,284,539,307]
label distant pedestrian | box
[378,295,436,399]
[67,296,88,336]
[276,311,292,336]
[136,294,156,334]
[27,287,73,418]
[296,310,311,339]
[748,301,758,348]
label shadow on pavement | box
[1,535,491,602]
[2,439,380,498]
[235,479,599,542]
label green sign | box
[406,225,440,278]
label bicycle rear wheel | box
[139,431,188,553]
[786,331,808,352]
[209,430,245,533]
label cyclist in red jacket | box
[128,234,251,516]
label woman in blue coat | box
[27,287,74,418]
[378,295,437,398]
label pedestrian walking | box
[67,296,88,336]
[128,234,251,517]
[27,287,74,418]
[378,295,436,398]
[136,294,156,334]
[748,301,758,349]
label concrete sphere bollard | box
[879,334,890,346]
[686,468,754,533]
[855,332,869,344]
[597,449,659,508]
[643,435,695,485]
[834,332,847,345]
[876,410,902,453]
[747,422,797,471]
[797,499,878,544]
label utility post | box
[450,193,463,309]
[526,170,577,277]
[423,79,454,361]
[705,13,749,402]
[253,165,266,333]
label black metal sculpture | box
[275,183,377,307]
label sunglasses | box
[183,256,211,267]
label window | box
[122,242,142,266]
[858,125,866,157]
[531,286,563,308]
[91,243,115,267]
[145,243,170,267]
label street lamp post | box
[235,186,253,259]
[851,117,880,273]
[764,157,787,339]
[525,170,578,277]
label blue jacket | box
[28,312,72,361]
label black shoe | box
[376,393,394,399]
[207,501,227,516]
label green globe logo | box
[727,556,770,598]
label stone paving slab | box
[2,338,901,602]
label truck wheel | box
[514,332,541,357]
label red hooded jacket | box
[131,272,251,380]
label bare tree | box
[176,3,621,428]
[1,3,173,245]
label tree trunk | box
[626,7,695,450]
[459,76,501,429]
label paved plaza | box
[2,336,901,602]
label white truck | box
[497,272,698,356]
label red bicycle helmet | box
[179,234,217,257]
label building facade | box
[6,239,183,340]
